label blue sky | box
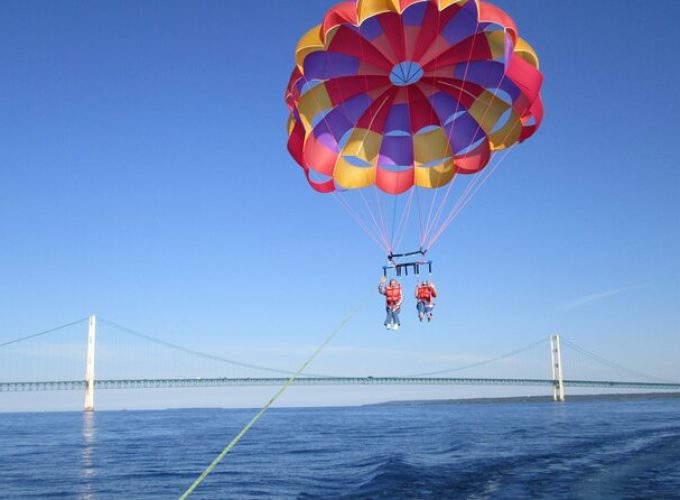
[1,0,679,411]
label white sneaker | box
[392,324,400,331]
[385,323,392,330]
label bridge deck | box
[2,377,680,392]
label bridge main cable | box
[398,337,548,378]
[560,336,680,384]
[98,318,336,378]
[0,317,89,348]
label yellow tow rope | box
[179,297,367,498]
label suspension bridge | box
[2,315,679,411]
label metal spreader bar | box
[383,260,432,277]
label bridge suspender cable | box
[179,297,367,499]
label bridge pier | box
[550,334,565,402]
[84,315,96,412]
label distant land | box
[369,392,680,406]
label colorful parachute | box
[285,0,543,254]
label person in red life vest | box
[416,280,438,322]
[379,276,402,330]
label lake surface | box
[2,398,679,498]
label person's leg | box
[426,304,433,321]
[417,301,424,321]
[393,309,400,327]
[384,307,393,328]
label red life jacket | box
[386,285,402,306]
[417,285,435,302]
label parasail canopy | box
[285,0,544,255]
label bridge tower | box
[550,334,565,402]
[84,315,96,412]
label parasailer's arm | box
[378,276,387,296]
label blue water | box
[2,398,680,499]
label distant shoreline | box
[367,392,680,406]
[4,392,680,414]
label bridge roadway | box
[2,377,680,392]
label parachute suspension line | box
[325,36,394,254]
[391,94,413,252]
[357,189,389,248]
[414,187,426,248]
[419,3,445,250]
[353,89,398,252]
[389,192,399,253]
[425,157,481,249]
[323,40,404,255]
[426,158,496,249]
[358,188,390,251]
[318,44,395,254]
[428,142,516,249]
[427,102,525,250]
[374,192,392,254]
[374,186,391,251]
[179,295,369,499]
[354,22,393,252]
[293,35,391,249]
[320,49,393,253]
[443,73,510,201]
[457,147,513,214]
[421,180,442,248]
[426,32,521,250]
[425,88,496,244]
[422,170,459,247]
[373,187,390,251]
[428,148,511,248]
[333,193,387,252]
[331,51,393,253]
[393,188,416,254]
[355,87,395,152]
[392,194,407,252]
[318,31,390,254]
[420,17,481,250]
[423,74,507,245]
